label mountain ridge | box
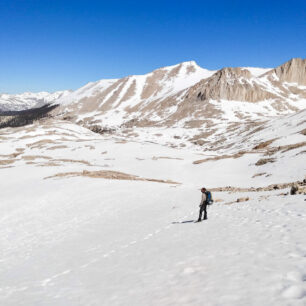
[1,58,305,151]
[0,90,71,112]
[2,58,304,113]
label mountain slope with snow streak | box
[53,58,304,124]
[52,61,215,124]
[48,58,305,151]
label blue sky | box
[0,0,305,93]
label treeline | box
[0,104,58,129]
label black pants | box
[198,204,207,221]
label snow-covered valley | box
[0,113,305,305]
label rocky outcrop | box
[186,67,278,102]
[290,180,306,195]
[255,158,276,166]
[237,197,250,202]
[264,58,306,85]
[210,179,306,193]
[185,58,306,104]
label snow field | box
[0,114,305,305]
[0,173,305,305]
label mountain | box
[264,57,306,85]
[52,59,304,123]
[53,61,215,123]
[0,90,70,112]
[1,58,305,151]
[46,58,304,151]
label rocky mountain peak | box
[265,58,306,85]
[185,60,306,104]
[186,66,262,102]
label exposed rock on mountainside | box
[265,58,306,85]
[186,59,306,104]
[186,67,277,102]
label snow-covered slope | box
[0,90,70,112]
[0,113,305,305]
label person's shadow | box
[172,220,195,224]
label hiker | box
[197,187,213,222]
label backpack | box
[205,191,214,205]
